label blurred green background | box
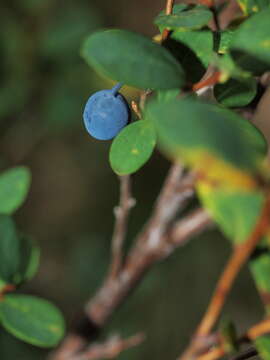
[0,0,264,358]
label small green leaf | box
[81,29,185,90]
[230,8,270,74]
[172,29,213,68]
[0,295,65,348]
[109,120,156,175]
[13,235,40,285]
[0,215,20,283]
[155,5,212,31]
[255,335,270,360]
[0,167,31,215]
[236,0,270,15]
[250,253,270,296]
[214,77,257,107]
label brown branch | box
[109,175,135,280]
[229,348,258,360]
[69,333,145,360]
[50,164,213,360]
[179,193,270,360]
[195,317,270,360]
[161,0,175,41]
[85,164,189,326]
[247,317,270,340]
[192,72,221,92]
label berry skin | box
[83,83,130,140]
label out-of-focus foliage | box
[0,0,102,131]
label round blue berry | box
[83,83,130,140]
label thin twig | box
[109,175,135,280]
[50,169,210,360]
[247,317,270,340]
[179,193,270,360]
[69,333,145,360]
[211,6,220,32]
[161,0,175,41]
[85,164,190,326]
[229,348,258,360]
[195,317,270,360]
[192,72,221,92]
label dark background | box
[0,0,265,359]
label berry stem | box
[111,83,123,96]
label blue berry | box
[83,83,130,140]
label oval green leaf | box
[0,215,20,283]
[81,29,185,90]
[214,77,257,107]
[146,98,266,172]
[230,8,270,74]
[0,167,31,215]
[13,235,40,285]
[155,5,212,31]
[172,30,213,68]
[109,120,156,175]
[0,295,65,347]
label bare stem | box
[109,175,135,280]
[161,0,175,41]
[69,333,145,360]
[196,317,270,360]
[50,164,211,360]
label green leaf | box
[255,336,270,360]
[236,0,270,15]
[172,29,213,68]
[0,295,65,348]
[146,98,266,172]
[163,37,205,83]
[157,89,180,102]
[109,120,156,175]
[0,216,20,283]
[81,29,185,90]
[250,252,270,295]
[230,8,270,74]
[13,235,40,285]
[197,188,264,243]
[214,77,257,107]
[155,5,212,31]
[0,167,31,215]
